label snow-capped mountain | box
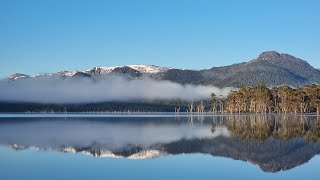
[7,64,172,80]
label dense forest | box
[220,84,320,115]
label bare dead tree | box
[188,101,194,114]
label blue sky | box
[0,0,319,77]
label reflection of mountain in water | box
[164,137,320,172]
[1,115,320,173]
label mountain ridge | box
[5,51,320,87]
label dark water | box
[0,114,319,180]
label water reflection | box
[213,116,320,142]
[0,115,319,172]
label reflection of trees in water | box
[188,115,193,126]
[211,116,320,142]
[197,115,205,126]
[187,116,205,126]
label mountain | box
[7,64,170,80]
[163,51,320,87]
[5,51,320,87]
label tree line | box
[218,84,320,115]
[0,101,188,113]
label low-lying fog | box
[0,76,234,103]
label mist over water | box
[0,118,227,150]
[0,76,234,103]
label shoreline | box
[0,112,319,118]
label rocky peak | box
[111,66,143,77]
[8,73,30,80]
[257,51,281,60]
[254,51,310,67]
[72,71,91,78]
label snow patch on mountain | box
[127,64,171,74]
[57,70,78,77]
[82,149,122,158]
[85,64,171,75]
[128,150,168,159]
[84,66,117,74]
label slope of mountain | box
[5,51,320,87]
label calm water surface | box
[0,114,319,180]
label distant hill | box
[5,51,320,87]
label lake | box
[0,114,319,180]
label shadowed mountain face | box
[1,115,320,173]
[5,51,320,87]
[111,66,143,78]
